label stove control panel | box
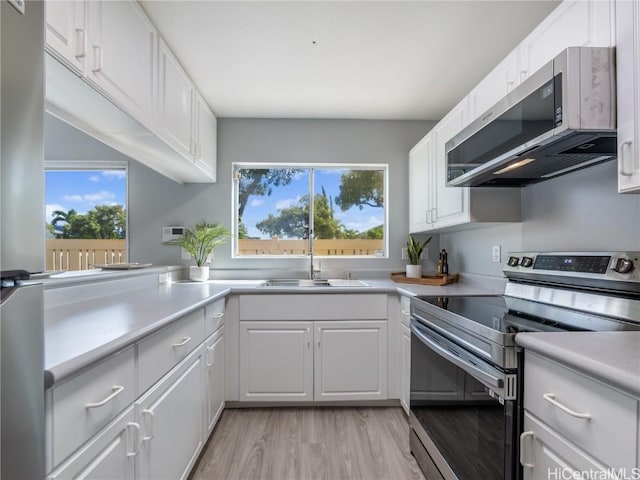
[503,251,640,283]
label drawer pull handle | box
[400,310,411,316]
[85,385,124,408]
[519,430,535,468]
[172,336,192,348]
[206,344,215,367]
[542,393,591,419]
[126,422,141,457]
[142,409,155,442]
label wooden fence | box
[238,238,383,256]
[46,239,126,271]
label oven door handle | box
[411,321,504,391]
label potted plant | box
[168,220,231,281]
[406,234,432,278]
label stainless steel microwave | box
[446,47,616,187]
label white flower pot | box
[189,265,209,282]
[406,264,422,278]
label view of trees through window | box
[235,165,386,257]
[45,168,127,270]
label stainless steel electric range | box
[408,252,640,480]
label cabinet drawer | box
[138,309,205,394]
[239,294,388,321]
[524,352,637,469]
[205,298,225,337]
[50,347,135,467]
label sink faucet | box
[308,229,315,280]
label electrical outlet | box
[401,247,408,260]
[158,272,170,284]
[492,245,501,263]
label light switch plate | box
[492,245,501,263]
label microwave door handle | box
[410,322,504,391]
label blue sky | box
[45,170,126,224]
[242,168,384,239]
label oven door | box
[409,319,519,480]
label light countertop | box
[516,332,640,398]
[44,277,500,387]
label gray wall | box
[440,161,640,277]
[46,116,435,277]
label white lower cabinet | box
[239,321,314,401]
[204,327,225,435]
[137,347,204,480]
[48,407,138,480]
[314,321,387,401]
[520,351,639,475]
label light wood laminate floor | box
[191,407,426,480]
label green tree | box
[237,168,303,219]
[89,205,126,239]
[63,215,100,239]
[50,208,77,229]
[335,170,384,211]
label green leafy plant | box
[168,220,231,267]
[406,234,432,265]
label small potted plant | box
[168,220,231,281]
[406,234,432,278]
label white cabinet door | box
[314,321,387,401]
[204,328,225,437]
[432,104,469,229]
[400,322,411,415]
[86,0,157,131]
[518,1,614,82]
[616,0,640,193]
[157,38,195,160]
[45,0,86,75]
[239,321,314,401]
[408,132,433,233]
[521,412,608,480]
[48,407,137,480]
[469,50,519,120]
[137,348,204,480]
[194,93,218,181]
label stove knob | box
[521,256,534,268]
[613,258,634,274]
[507,256,520,267]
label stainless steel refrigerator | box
[0,0,46,478]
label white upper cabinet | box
[408,132,433,233]
[431,103,469,229]
[157,38,196,159]
[45,0,86,75]
[194,93,218,181]
[518,0,614,83]
[469,50,519,120]
[85,0,157,132]
[616,0,640,193]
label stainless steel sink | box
[258,279,370,287]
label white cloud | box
[343,215,383,232]
[250,198,264,207]
[275,197,300,210]
[45,204,67,222]
[63,190,116,204]
[101,170,126,180]
[88,175,100,183]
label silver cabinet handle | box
[542,393,591,419]
[85,385,124,408]
[141,409,155,442]
[172,336,192,348]
[519,431,535,468]
[206,344,215,367]
[92,45,103,73]
[431,208,438,224]
[126,422,141,457]
[212,312,224,319]
[75,28,86,59]
[400,310,411,317]
[619,141,633,176]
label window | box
[45,162,127,271]
[233,163,387,258]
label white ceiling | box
[140,1,560,120]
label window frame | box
[44,160,129,262]
[231,162,389,259]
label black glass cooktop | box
[414,295,586,334]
